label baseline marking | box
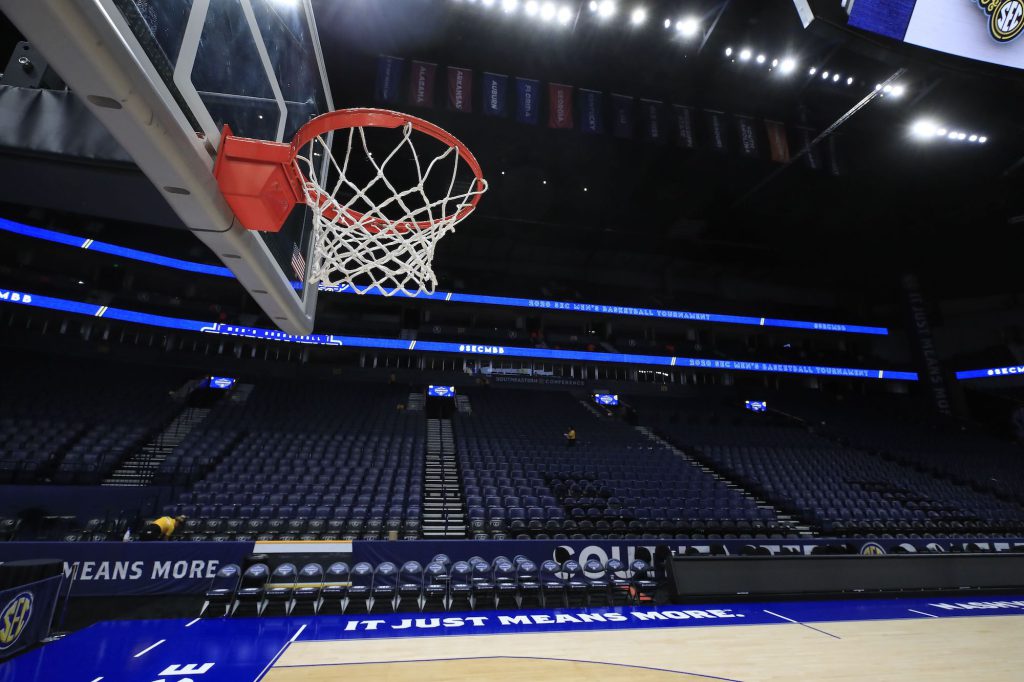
[908,609,938,618]
[290,624,307,643]
[89,677,103,682]
[185,618,202,628]
[763,610,841,639]
[133,639,166,658]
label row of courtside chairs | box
[200,554,659,617]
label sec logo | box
[0,592,33,651]
[859,542,887,556]
[991,0,1024,41]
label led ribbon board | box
[848,0,1024,70]
[0,287,917,381]
[208,376,236,390]
[745,400,768,413]
[0,218,888,336]
[956,364,1024,380]
[594,393,620,406]
[427,385,456,397]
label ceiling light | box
[589,0,598,9]
[663,17,671,28]
[677,17,699,36]
[525,0,539,15]
[911,120,937,138]
[630,7,646,24]
[936,127,948,136]
[891,85,905,97]
[948,131,958,139]
[846,76,854,85]
[739,48,752,61]
[875,83,882,91]
[832,73,840,82]
[821,71,829,79]
[756,54,766,64]
[969,134,978,142]
[597,0,616,18]
[557,5,572,23]
[724,47,733,57]
[482,0,496,6]
[502,0,519,12]
[540,1,556,20]
[809,66,817,75]
[979,136,987,143]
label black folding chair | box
[265,562,298,615]
[422,560,449,611]
[539,559,566,608]
[447,561,473,611]
[200,563,241,617]
[371,561,398,613]
[321,561,350,613]
[397,560,424,612]
[294,563,324,614]
[630,559,658,604]
[583,558,610,606]
[348,562,374,614]
[233,563,270,616]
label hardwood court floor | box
[266,616,1024,682]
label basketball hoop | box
[213,108,488,296]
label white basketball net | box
[295,123,487,297]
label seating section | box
[163,379,423,541]
[0,358,186,484]
[637,396,1024,538]
[457,390,788,541]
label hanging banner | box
[794,127,821,170]
[639,99,664,143]
[579,89,604,134]
[447,66,473,113]
[901,274,960,417]
[735,115,760,157]
[704,110,728,152]
[673,104,696,149]
[764,120,790,162]
[548,83,574,129]
[0,576,62,659]
[374,55,405,105]
[407,60,437,108]
[610,94,634,139]
[515,77,541,125]
[481,72,509,117]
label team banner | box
[704,110,729,152]
[447,66,473,113]
[578,89,604,134]
[374,55,405,104]
[794,126,821,170]
[901,274,959,416]
[0,542,252,596]
[0,576,61,659]
[610,94,634,139]
[673,104,696,149]
[407,60,437,108]
[764,119,790,162]
[639,99,664,143]
[735,115,760,157]
[515,77,541,125]
[481,72,508,117]
[548,82,574,129]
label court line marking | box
[908,609,938,618]
[133,639,166,658]
[290,624,307,642]
[89,677,103,682]
[185,618,202,628]
[763,610,841,640]
[254,623,312,682]
[273,654,744,681]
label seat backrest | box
[326,562,350,581]
[605,558,627,577]
[471,560,492,580]
[516,560,538,580]
[431,553,451,567]
[540,559,562,581]
[400,561,424,584]
[299,563,324,583]
[424,561,447,584]
[350,562,374,587]
[210,563,241,591]
[450,561,472,586]
[583,558,605,577]
[561,559,582,578]
[242,563,270,587]
[630,559,652,578]
[271,563,298,584]
[374,561,398,587]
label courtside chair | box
[447,561,473,611]
[293,563,325,615]
[422,561,449,611]
[397,561,425,612]
[470,559,496,610]
[583,558,611,606]
[371,561,398,613]
[605,558,631,605]
[630,559,658,604]
[492,559,517,609]
[515,559,541,609]
[539,559,566,608]
[233,563,270,617]
[322,561,350,613]
[562,559,589,607]
[200,563,241,617]
[265,563,298,615]
[348,562,374,614]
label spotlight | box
[936,127,947,136]
[589,0,598,9]
[911,120,937,138]
[739,48,752,61]
[832,73,840,82]
[724,47,733,57]
[780,58,796,74]
[957,132,967,140]
[482,0,495,6]
[597,0,616,18]
[542,179,548,184]
[979,136,987,143]
[875,83,882,91]
[948,131,958,139]
[525,0,539,15]
[809,66,817,75]
[821,71,829,79]
[756,54,766,64]
[882,84,892,93]
[969,134,978,142]
[891,84,905,97]
[540,1,556,20]
[846,76,854,85]
[771,58,779,67]
[677,17,699,36]
[630,7,646,24]
[502,0,518,12]
[583,186,589,192]
[557,5,572,23]
[663,17,671,28]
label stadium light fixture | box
[502,0,519,12]
[525,0,539,15]
[724,47,733,57]
[809,66,817,75]
[771,58,778,67]
[911,120,937,138]
[891,84,906,97]
[832,73,840,82]
[979,136,987,143]
[821,71,829,79]
[677,17,699,36]
[756,54,766,64]
[589,0,598,10]
[540,1,556,20]
[968,134,978,142]
[630,7,646,25]
[482,0,495,7]
[557,5,572,23]
[780,58,796,74]
[597,0,616,19]
[846,76,854,85]
[739,48,752,61]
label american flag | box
[290,243,306,281]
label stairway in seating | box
[455,394,472,414]
[407,392,425,412]
[422,418,466,538]
[103,407,211,486]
